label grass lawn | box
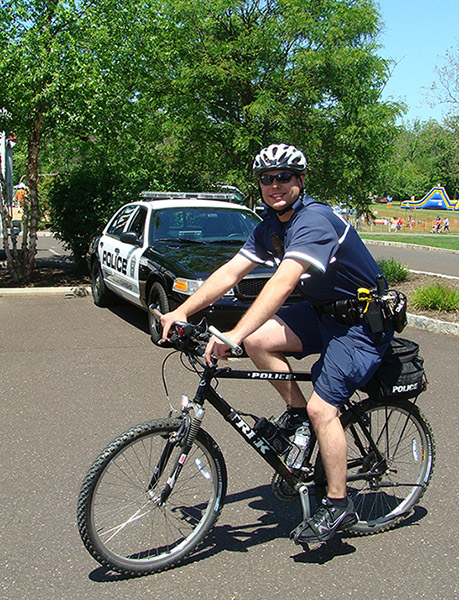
[360,233,459,251]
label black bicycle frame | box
[195,363,386,488]
[191,365,314,490]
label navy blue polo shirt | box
[239,195,383,302]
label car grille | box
[235,277,303,301]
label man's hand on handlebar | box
[160,309,188,343]
[150,305,243,359]
[205,336,231,365]
[204,330,241,365]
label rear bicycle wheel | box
[77,418,227,576]
[315,398,435,535]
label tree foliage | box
[383,118,459,201]
[142,0,399,210]
[432,43,459,116]
[47,165,126,265]
[2,0,400,278]
[0,0,98,282]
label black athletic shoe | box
[274,406,309,436]
[290,497,358,544]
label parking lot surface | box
[0,296,457,600]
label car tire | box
[91,261,115,307]
[148,282,170,345]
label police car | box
[87,192,302,344]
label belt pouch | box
[332,300,360,326]
[364,301,385,333]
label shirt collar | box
[294,193,315,212]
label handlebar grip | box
[149,306,163,321]
[208,326,243,356]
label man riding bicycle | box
[161,143,394,544]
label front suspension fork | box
[151,405,205,506]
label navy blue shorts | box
[277,301,393,407]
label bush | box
[377,257,409,284]
[47,166,138,268]
[412,284,459,312]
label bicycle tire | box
[314,398,435,535]
[77,418,227,576]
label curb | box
[363,238,459,254]
[0,285,92,298]
[1,284,457,337]
[409,269,459,281]
[406,312,459,336]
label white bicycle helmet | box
[253,144,307,175]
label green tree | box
[384,119,459,201]
[0,0,160,282]
[0,0,90,283]
[145,0,400,210]
[2,0,401,278]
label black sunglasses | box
[259,172,296,186]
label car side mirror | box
[120,231,141,246]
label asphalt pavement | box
[365,240,459,277]
[0,295,457,600]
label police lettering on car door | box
[102,249,127,275]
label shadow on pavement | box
[86,482,429,582]
[106,301,151,336]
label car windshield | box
[149,207,260,244]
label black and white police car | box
[87,191,301,344]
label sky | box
[376,0,459,123]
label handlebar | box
[149,306,243,356]
[208,326,244,356]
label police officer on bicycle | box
[161,143,394,544]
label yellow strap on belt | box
[357,288,373,313]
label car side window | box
[126,206,147,243]
[106,205,137,238]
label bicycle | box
[77,310,435,577]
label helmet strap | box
[259,183,304,215]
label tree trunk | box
[0,166,21,284]
[0,113,43,285]
[22,112,43,283]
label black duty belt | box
[315,294,391,334]
[315,299,361,326]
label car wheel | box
[91,261,115,307]
[148,282,170,345]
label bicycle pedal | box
[307,540,325,551]
[292,538,325,551]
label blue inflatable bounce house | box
[401,186,459,211]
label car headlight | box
[173,278,203,295]
[173,278,234,297]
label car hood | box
[145,241,272,279]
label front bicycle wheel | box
[315,398,435,535]
[77,418,227,576]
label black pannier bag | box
[363,337,427,400]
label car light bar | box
[141,191,238,201]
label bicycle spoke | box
[341,400,434,533]
[78,419,226,574]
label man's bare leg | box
[307,391,347,498]
[243,316,307,409]
[245,317,347,498]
